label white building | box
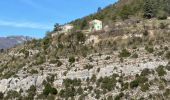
[89,19,103,32]
[60,24,74,33]
[52,24,74,37]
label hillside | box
[0,0,170,100]
[71,0,170,30]
[0,36,32,49]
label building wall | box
[90,20,103,32]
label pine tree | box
[143,0,154,19]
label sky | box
[0,0,117,38]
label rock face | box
[0,36,32,49]
[0,75,47,93]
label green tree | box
[143,0,154,19]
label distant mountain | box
[0,36,32,49]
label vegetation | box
[145,46,154,53]
[119,49,131,57]
[84,64,93,70]
[165,51,170,59]
[43,83,58,96]
[69,56,76,64]
[156,65,167,76]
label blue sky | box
[0,0,117,38]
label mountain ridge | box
[0,36,32,49]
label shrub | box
[165,51,170,59]
[63,78,81,88]
[157,11,167,20]
[121,82,129,90]
[5,90,21,100]
[57,60,63,67]
[84,64,93,70]
[156,65,166,76]
[115,92,124,100]
[27,85,36,99]
[100,77,116,91]
[159,23,166,29]
[131,53,138,58]
[107,96,113,100]
[141,83,149,92]
[35,56,45,65]
[91,74,97,83]
[119,49,131,58]
[143,30,149,36]
[69,56,75,64]
[130,80,139,89]
[30,69,38,74]
[65,87,76,98]
[97,68,100,73]
[166,63,170,71]
[43,83,58,96]
[163,89,170,98]
[0,92,4,99]
[77,87,83,95]
[105,56,111,60]
[141,68,151,76]
[145,46,154,53]
[164,46,169,51]
[59,89,66,98]
[76,32,86,43]
[51,88,58,95]
[43,83,52,96]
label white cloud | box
[0,20,52,30]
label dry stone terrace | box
[0,42,170,100]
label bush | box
[76,32,86,43]
[121,82,129,90]
[0,92,4,99]
[166,63,170,71]
[27,85,36,99]
[156,65,166,76]
[131,53,138,58]
[143,30,149,36]
[51,88,58,95]
[57,60,63,67]
[84,64,93,70]
[30,69,38,74]
[119,49,131,58]
[35,56,45,65]
[99,76,116,91]
[91,74,97,83]
[115,92,124,100]
[159,23,166,29]
[163,89,170,98]
[69,56,75,64]
[63,78,81,88]
[130,80,139,89]
[43,83,58,96]
[157,11,167,20]
[59,89,66,98]
[107,96,113,100]
[145,46,154,53]
[105,56,111,60]
[43,83,52,96]
[141,68,151,76]
[5,90,21,100]
[165,51,170,59]
[77,87,83,95]
[141,83,149,92]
